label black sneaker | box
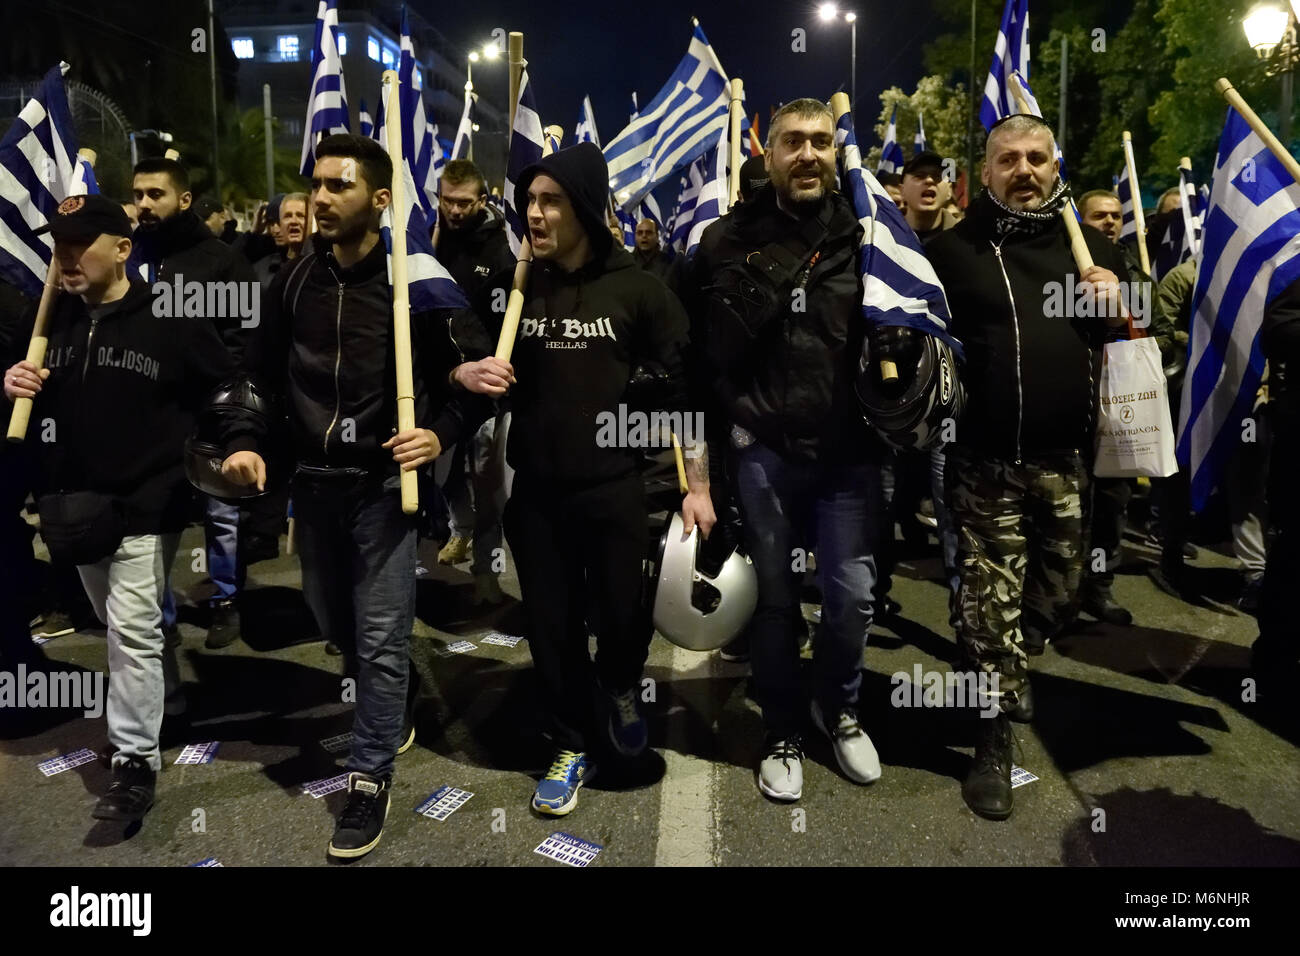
[92,757,156,822]
[328,772,390,859]
[204,599,241,650]
[397,718,415,755]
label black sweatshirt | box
[10,280,235,533]
[229,233,488,474]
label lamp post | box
[1243,0,1299,147]
[819,4,858,114]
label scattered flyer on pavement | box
[481,632,524,648]
[414,786,474,821]
[1011,766,1039,789]
[38,749,98,777]
[175,742,220,765]
[534,832,604,867]
[301,773,350,798]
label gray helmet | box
[855,327,966,451]
[651,513,758,651]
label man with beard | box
[221,133,498,858]
[684,98,885,801]
[924,116,1130,819]
[131,158,257,652]
[431,159,514,603]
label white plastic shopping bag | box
[1094,336,1178,478]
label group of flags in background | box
[2,0,1298,516]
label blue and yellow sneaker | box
[606,687,648,756]
[532,750,594,816]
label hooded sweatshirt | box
[505,144,692,486]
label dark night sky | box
[420,0,940,145]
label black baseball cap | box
[35,194,132,242]
[902,150,945,178]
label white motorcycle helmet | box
[651,513,758,651]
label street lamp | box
[1242,1,1299,146]
[819,5,858,114]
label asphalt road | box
[2,497,1297,868]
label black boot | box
[92,757,156,821]
[1080,585,1133,626]
[962,713,1013,820]
[204,599,241,650]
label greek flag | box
[398,6,439,215]
[0,62,83,298]
[914,111,927,154]
[682,126,728,257]
[980,0,1030,130]
[837,111,962,359]
[604,21,729,210]
[1176,106,1300,511]
[667,160,704,253]
[878,106,905,175]
[451,81,474,160]
[1152,167,1204,282]
[503,68,544,256]
[575,95,600,147]
[299,0,350,177]
[1116,164,1138,241]
[1178,165,1206,260]
[359,98,374,139]
[376,80,467,313]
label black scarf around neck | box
[983,178,1071,239]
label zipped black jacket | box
[683,187,882,466]
[228,233,488,474]
[131,209,258,360]
[924,191,1130,460]
[11,281,235,533]
[436,205,515,306]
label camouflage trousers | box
[946,450,1085,708]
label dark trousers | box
[295,472,417,782]
[1083,476,1132,594]
[1257,403,1298,661]
[504,470,651,753]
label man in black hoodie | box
[221,133,497,859]
[924,114,1129,820]
[499,142,713,817]
[4,194,235,822]
[132,158,257,651]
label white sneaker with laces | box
[811,701,881,784]
[758,734,804,801]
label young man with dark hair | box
[3,195,235,822]
[221,133,497,858]
[131,157,257,652]
[496,142,712,816]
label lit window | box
[231,37,254,60]
[367,37,380,61]
[381,46,395,67]
[277,35,299,61]
[337,33,347,56]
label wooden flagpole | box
[1122,130,1151,276]
[1215,77,1300,186]
[383,69,419,515]
[495,31,532,364]
[8,147,98,443]
[728,79,744,208]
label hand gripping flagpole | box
[8,146,98,443]
[496,31,532,364]
[1007,76,1094,273]
[382,69,420,515]
[830,92,898,385]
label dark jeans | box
[734,441,882,737]
[880,446,960,597]
[504,470,650,753]
[295,472,417,782]
[1083,476,1132,593]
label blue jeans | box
[735,441,882,736]
[204,495,242,601]
[295,473,416,782]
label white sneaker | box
[758,734,803,801]
[811,701,881,784]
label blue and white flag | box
[683,125,728,257]
[836,111,962,359]
[0,62,83,298]
[68,153,98,197]
[451,81,474,160]
[980,0,1030,131]
[878,106,905,175]
[376,80,467,313]
[299,0,350,177]
[1177,165,1206,261]
[1116,164,1138,241]
[1176,106,1300,511]
[1152,166,1204,282]
[398,6,438,215]
[503,68,544,256]
[575,95,600,147]
[667,160,704,253]
[914,111,927,154]
[359,98,374,139]
[605,21,729,210]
